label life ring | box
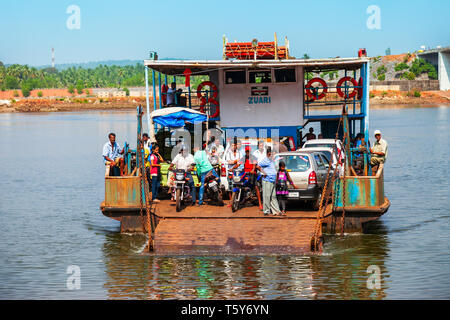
[197,81,220,118]
[161,84,168,105]
[305,78,328,100]
[357,77,363,100]
[337,77,358,99]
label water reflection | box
[102,221,389,299]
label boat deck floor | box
[154,199,332,219]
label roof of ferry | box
[144,57,370,75]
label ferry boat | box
[100,37,390,254]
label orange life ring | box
[197,81,220,118]
[337,76,358,99]
[161,84,168,105]
[357,77,363,100]
[305,78,328,100]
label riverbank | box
[0,91,449,113]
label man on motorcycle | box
[241,146,262,210]
[193,145,219,206]
[170,146,197,205]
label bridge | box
[417,46,450,90]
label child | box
[276,161,297,216]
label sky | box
[1,0,449,66]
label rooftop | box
[143,57,370,75]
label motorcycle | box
[203,169,224,206]
[171,168,193,212]
[229,168,260,212]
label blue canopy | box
[151,107,207,128]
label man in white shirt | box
[209,137,225,158]
[253,140,266,163]
[170,147,196,204]
[224,140,242,170]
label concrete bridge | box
[417,46,450,90]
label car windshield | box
[277,155,310,172]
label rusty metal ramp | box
[144,200,331,255]
[152,218,317,255]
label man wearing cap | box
[369,130,388,175]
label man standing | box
[369,130,388,176]
[209,137,225,158]
[253,140,266,163]
[170,147,197,205]
[224,139,242,171]
[102,133,124,177]
[142,133,150,149]
[193,146,219,206]
[256,147,281,216]
[167,82,177,107]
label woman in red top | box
[150,144,164,202]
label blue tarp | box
[152,110,207,128]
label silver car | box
[275,151,331,210]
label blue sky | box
[1,0,449,66]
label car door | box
[313,153,327,188]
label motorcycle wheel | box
[176,188,182,212]
[231,191,239,212]
[217,188,224,206]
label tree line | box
[0,62,210,97]
[0,63,147,93]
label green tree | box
[4,75,19,89]
[394,62,409,72]
[76,81,84,94]
[37,91,43,97]
[21,84,31,97]
[68,84,75,94]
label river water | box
[0,106,449,299]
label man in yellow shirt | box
[370,130,388,176]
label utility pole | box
[52,47,55,68]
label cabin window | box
[275,68,296,82]
[314,154,326,170]
[225,70,246,84]
[249,70,272,84]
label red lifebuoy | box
[305,78,328,100]
[161,84,168,105]
[357,77,363,100]
[197,81,220,118]
[337,76,358,99]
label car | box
[301,138,344,154]
[297,146,341,170]
[275,151,332,210]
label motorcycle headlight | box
[233,175,241,183]
[176,173,185,180]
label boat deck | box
[154,199,332,219]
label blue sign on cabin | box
[248,96,271,104]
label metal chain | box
[340,122,350,236]
[137,139,146,231]
[137,137,154,252]
[311,108,344,251]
